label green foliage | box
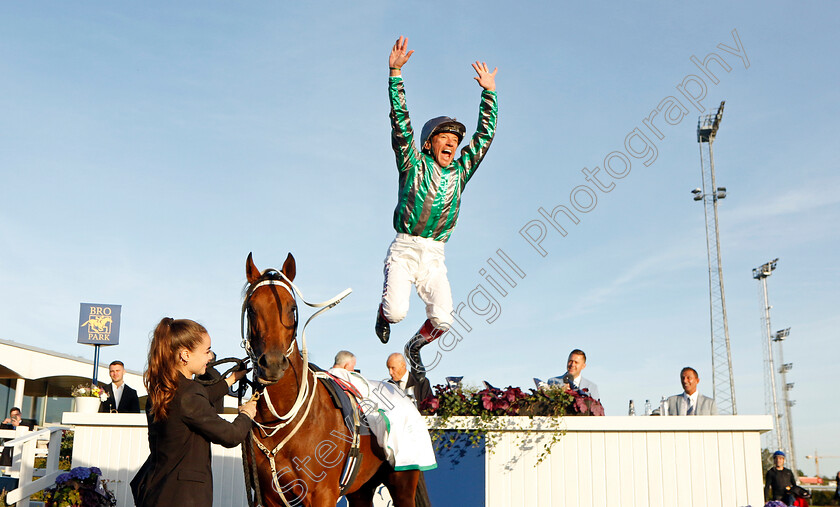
[810,489,840,506]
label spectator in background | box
[1,407,22,427]
[99,360,141,413]
[666,367,718,415]
[764,450,796,505]
[386,352,431,407]
[332,350,357,372]
[547,349,600,401]
[834,470,840,502]
[1,407,25,466]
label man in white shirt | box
[332,350,357,372]
[666,367,718,415]
[547,349,600,401]
[99,360,140,413]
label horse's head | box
[244,252,298,385]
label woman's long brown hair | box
[144,318,207,421]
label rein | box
[194,356,255,404]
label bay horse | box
[242,252,420,507]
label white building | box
[0,338,147,424]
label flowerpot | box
[74,396,101,413]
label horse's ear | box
[282,253,296,282]
[246,252,261,284]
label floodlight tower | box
[691,100,737,414]
[774,327,798,477]
[753,259,783,453]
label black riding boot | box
[375,304,391,344]
[404,319,444,376]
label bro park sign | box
[77,303,121,345]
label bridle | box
[240,269,352,437]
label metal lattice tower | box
[774,327,798,476]
[692,100,737,414]
[753,259,797,474]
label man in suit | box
[547,349,600,401]
[386,352,432,409]
[99,360,141,413]
[666,366,718,415]
[385,352,433,507]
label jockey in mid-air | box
[375,35,498,374]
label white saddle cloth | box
[328,368,437,471]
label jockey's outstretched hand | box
[472,61,497,92]
[390,36,414,74]
[238,398,257,419]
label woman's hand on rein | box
[225,367,251,387]
[238,398,258,419]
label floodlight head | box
[692,188,702,194]
[753,258,779,279]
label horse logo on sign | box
[80,315,113,334]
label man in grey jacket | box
[667,367,718,415]
[547,349,600,402]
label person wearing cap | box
[764,450,796,505]
[375,36,498,376]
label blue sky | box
[1,2,837,476]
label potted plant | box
[71,385,107,413]
[43,466,116,507]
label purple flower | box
[55,472,71,484]
[91,466,102,476]
[71,466,92,480]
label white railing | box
[62,412,772,507]
[1,426,66,507]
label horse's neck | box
[258,359,310,419]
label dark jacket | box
[196,366,227,414]
[389,371,432,407]
[131,374,252,507]
[764,466,796,501]
[407,371,432,406]
[99,383,141,413]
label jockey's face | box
[425,132,459,167]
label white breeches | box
[380,233,453,329]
